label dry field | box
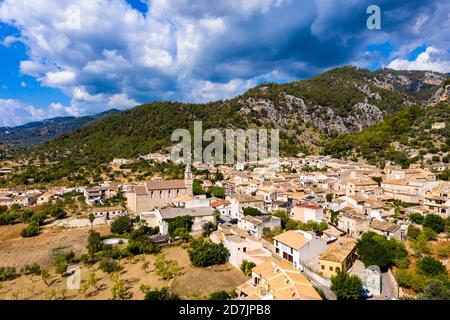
[0,230,248,300]
[0,223,110,268]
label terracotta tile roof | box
[273,230,310,250]
[370,219,400,233]
[235,194,264,203]
[319,238,357,263]
[145,180,186,191]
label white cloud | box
[387,47,450,73]
[0,0,449,128]
[0,99,67,127]
[20,82,27,88]
[41,70,77,87]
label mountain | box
[324,83,450,168]
[0,109,120,147]
[3,66,449,186]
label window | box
[329,266,333,271]
[243,247,247,253]
[336,267,340,273]
[321,265,325,270]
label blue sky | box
[0,0,449,127]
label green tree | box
[110,216,133,234]
[111,273,132,300]
[87,231,103,255]
[208,186,225,199]
[88,213,95,230]
[240,260,256,276]
[411,233,431,257]
[153,254,182,281]
[188,239,229,267]
[423,214,445,233]
[330,271,363,300]
[357,232,408,271]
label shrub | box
[165,216,193,236]
[51,208,67,220]
[407,225,421,240]
[99,258,122,273]
[110,216,133,234]
[53,251,75,275]
[20,221,39,237]
[416,256,447,277]
[20,263,41,276]
[143,287,180,300]
[420,279,450,300]
[243,207,261,217]
[396,269,427,292]
[188,239,229,267]
[208,290,230,300]
[0,267,17,281]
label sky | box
[0,0,449,127]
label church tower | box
[184,164,193,196]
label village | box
[0,153,449,300]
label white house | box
[237,215,281,239]
[210,227,272,269]
[273,230,327,270]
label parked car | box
[361,287,373,299]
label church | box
[126,165,193,214]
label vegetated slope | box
[4,66,448,186]
[0,109,120,146]
[324,82,450,168]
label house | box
[211,200,232,216]
[230,195,265,218]
[345,179,379,196]
[322,228,344,243]
[126,165,193,214]
[432,122,446,130]
[235,258,322,300]
[211,227,272,269]
[381,180,426,203]
[84,185,118,205]
[423,183,450,217]
[111,158,132,166]
[273,230,327,270]
[337,210,370,239]
[318,237,358,278]
[369,220,403,240]
[238,215,281,239]
[290,204,324,223]
[91,206,126,220]
[156,206,216,236]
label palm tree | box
[88,213,95,230]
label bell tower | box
[184,164,193,196]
